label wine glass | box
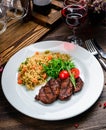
[61,1,87,45]
[0,3,7,34]
[1,0,28,19]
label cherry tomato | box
[70,68,80,78]
[59,70,69,79]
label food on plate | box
[35,78,61,104]
[35,77,84,104]
[17,50,71,89]
[43,58,76,86]
[17,50,84,104]
[70,68,80,79]
[35,51,84,104]
[59,70,70,79]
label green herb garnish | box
[43,58,76,87]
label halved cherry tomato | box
[59,70,69,79]
[70,68,80,78]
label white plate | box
[1,40,104,121]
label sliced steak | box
[74,77,84,93]
[59,77,73,100]
[35,77,84,104]
[48,78,61,97]
[35,78,60,104]
[35,86,50,104]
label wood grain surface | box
[0,0,64,65]
[32,0,63,26]
[0,1,106,129]
[0,19,50,65]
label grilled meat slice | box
[59,77,73,100]
[35,85,56,104]
[74,77,84,93]
[35,86,50,104]
[35,78,60,104]
[48,78,61,97]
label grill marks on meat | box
[59,78,73,100]
[35,78,60,104]
[35,77,84,104]
[48,78,61,97]
[35,86,50,104]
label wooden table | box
[0,4,106,130]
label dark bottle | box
[21,0,32,22]
[32,0,51,15]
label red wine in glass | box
[61,4,87,45]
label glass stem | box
[72,27,77,37]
